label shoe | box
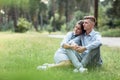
[37,65,47,70]
[73,68,79,73]
[79,67,88,73]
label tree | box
[39,1,48,30]
[0,0,30,32]
[110,0,120,18]
[29,0,40,31]
[106,0,120,27]
[94,0,99,27]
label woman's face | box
[74,24,82,35]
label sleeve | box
[60,32,73,47]
[68,36,81,46]
[85,32,102,51]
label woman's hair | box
[77,20,86,34]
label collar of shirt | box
[84,29,95,37]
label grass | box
[0,32,120,80]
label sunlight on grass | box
[0,32,120,80]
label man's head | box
[83,16,96,33]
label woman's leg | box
[48,60,72,68]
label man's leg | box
[65,49,83,69]
[81,47,101,67]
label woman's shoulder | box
[66,31,73,35]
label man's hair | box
[84,16,96,23]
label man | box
[65,16,102,73]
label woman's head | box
[73,20,85,35]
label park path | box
[48,34,120,47]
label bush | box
[46,25,53,34]
[0,21,14,31]
[98,25,109,32]
[17,18,32,33]
[101,28,120,37]
[61,23,66,33]
[67,11,86,31]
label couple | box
[37,16,102,73]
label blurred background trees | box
[0,0,119,33]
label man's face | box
[83,19,94,31]
[74,24,82,35]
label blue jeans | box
[65,47,102,69]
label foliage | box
[98,2,111,28]
[17,18,32,32]
[0,32,120,80]
[106,0,120,18]
[101,28,120,37]
[0,0,120,32]
[61,23,67,33]
[67,11,86,31]
[49,13,65,31]
[0,21,14,31]
[105,0,120,28]
[29,0,40,15]
[98,25,109,32]
[46,25,53,34]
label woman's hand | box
[75,46,86,53]
[63,43,71,49]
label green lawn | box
[0,32,120,80]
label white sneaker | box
[79,67,88,73]
[73,68,79,73]
[37,65,47,70]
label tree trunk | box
[94,0,99,28]
[33,14,38,31]
[65,0,69,31]
[40,13,43,30]
[11,6,18,32]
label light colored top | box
[81,29,102,54]
[60,32,81,47]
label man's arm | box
[85,33,102,51]
[75,33,102,53]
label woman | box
[37,20,85,70]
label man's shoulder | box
[92,30,101,35]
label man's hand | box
[75,46,86,53]
[70,45,78,50]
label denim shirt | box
[71,29,102,53]
[81,29,102,54]
[60,32,81,47]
